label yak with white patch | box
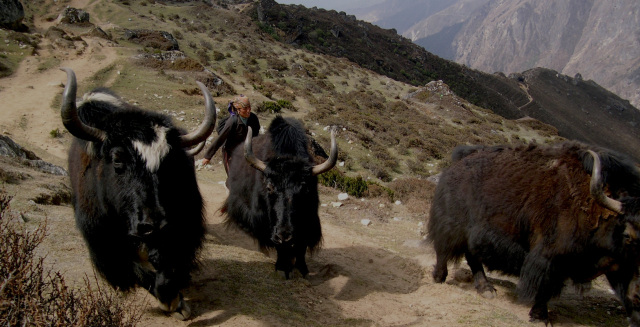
[224,116,337,278]
[428,142,640,325]
[60,68,215,320]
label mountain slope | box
[360,0,640,110]
[257,0,640,161]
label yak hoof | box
[432,267,447,283]
[160,293,191,320]
[528,304,549,325]
[478,288,497,299]
[476,283,497,299]
[171,300,191,321]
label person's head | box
[232,95,251,118]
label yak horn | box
[312,126,338,176]
[179,81,217,147]
[60,68,107,142]
[244,126,267,172]
[588,150,623,214]
[185,141,206,157]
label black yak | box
[224,116,337,278]
[428,142,640,325]
[60,68,215,320]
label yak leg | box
[606,269,640,327]
[146,248,191,320]
[133,262,190,319]
[465,251,497,298]
[432,250,450,283]
[519,252,563,324]
[293,245,309,277]
[275,245,295,279]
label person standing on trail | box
[201,95,260,175]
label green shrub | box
[259,101,281,113]
[257,99,295,114]
[276,99,293,110]
[319,169,367,197]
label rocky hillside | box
[354,0,640,111]
[256,0,640,161]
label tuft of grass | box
[49,128,62,138]
[37,57,61,72]
[319,169,368,197]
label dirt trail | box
[0,0,117,166]
[0,44,117,165]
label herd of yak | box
[58,68,640,326]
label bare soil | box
[0,4,630,326]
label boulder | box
[0,135,67,176]
[0,0,25,31]
[0,135,38,160]
[57,7,90,25]
[124,29,179,51]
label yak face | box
[617,199,640,254]
[615,201,640,326]
[88,111,183,240]
[262,157,319,245]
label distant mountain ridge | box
[351,0,640,110]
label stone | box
[0,0,25,31]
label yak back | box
[431,142,640,265]
[269,116,312,159]
[450,142,640,197]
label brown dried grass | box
[0,192,143,327]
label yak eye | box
[110,148,126,172]
[266,182,275,193]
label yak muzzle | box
[272,226,293,245]
[130,209,167,238]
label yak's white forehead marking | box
[133,125,171,172]
[79,91,125,107]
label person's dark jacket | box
[203,113,260,160]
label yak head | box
[244,121,337,246]
[587,149,640,248]
[60,68,215,239]
[588,149,640,327]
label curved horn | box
[180,81,217,147]
[244,126,267,172]
[312,126,338,176]
[588,150,623,214]
[60,68,107,142]
[185,141,206,157]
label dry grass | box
[0,192,143,327]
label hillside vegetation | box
[255,0,640,161]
